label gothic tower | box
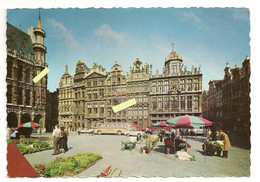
[32,14,47,131]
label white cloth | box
[176,151,192,161]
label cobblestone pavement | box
[26,133,250,177]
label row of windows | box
[152,96,200,110]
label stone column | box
[17,111,21,126]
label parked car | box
[124,128,144,137]
[189,126,206,136]
[94,127,129,135]
[78,128,94,135]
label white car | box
[124,128,144,137]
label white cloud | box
[94,24,125,43]
[182,12,202,23]
[48,18,80,48]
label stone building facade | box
[202,55,250,138]
[58,46,203,130]
[222,56,250,135]
[202,80,222,124]
[6,17,47,132]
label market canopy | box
[153,121,172,127]
[18,122,41,128]
[166,115,212,128]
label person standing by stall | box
[52,124,61,155]
[219,129,231,158]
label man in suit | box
[219,129,232,158]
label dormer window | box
[172,64,177,73]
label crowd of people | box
[204,128,232,158]
[164,129,191,155]
[52,124,69,155]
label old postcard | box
[2,3,254,181]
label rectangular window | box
[93,81,97,87]
[172,64,177,73]
[158,97,163,109]
[133,107,137,116]
[87,82,91,87]
[164,97,169,109]
[139,83,143,91]
[158,81,163,93]
[139,94,143,102]
[187,79,192,91]
[144,106,148,116]
[88,92,91,100]
[180,79,185,91]
[93,103,98,114]
[152,97,157,110]
[164,81,169,93]
[87,104,92,114]
[171,96,179,109]
[187,96,192,110]
[128,108,132,116]
[194,96,199,109]
[139,106,143,115]
[194,78,199,91]
[152,82,157,93]
[128,84,132,92]
[181,96,185,109]
[144,82,148,91]
[143,94,148,102]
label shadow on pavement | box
[154,145,166,154]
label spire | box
[37,9,42,29]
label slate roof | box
[6,23,34,57]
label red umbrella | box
[153,121,168,127]
[18,122,41,128]
[166,115,212,128]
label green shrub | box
[15,137,53,154]
[33,153,103,177]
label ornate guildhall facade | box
[58,46,203,130]
[6,17,48,131]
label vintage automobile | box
[189,126,206,136]
[124,128,144,137]
[94,127,129,135]
[78,128,94,135]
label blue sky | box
[7,8,250,92]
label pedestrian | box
[171,131,175,142]
[64,127,69,151]
[219,129,232,158]
[60,126,68,153]
[52,124,61,155]
[206,128,212,141]
[7,126,11,139]
[10,129,19,139]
